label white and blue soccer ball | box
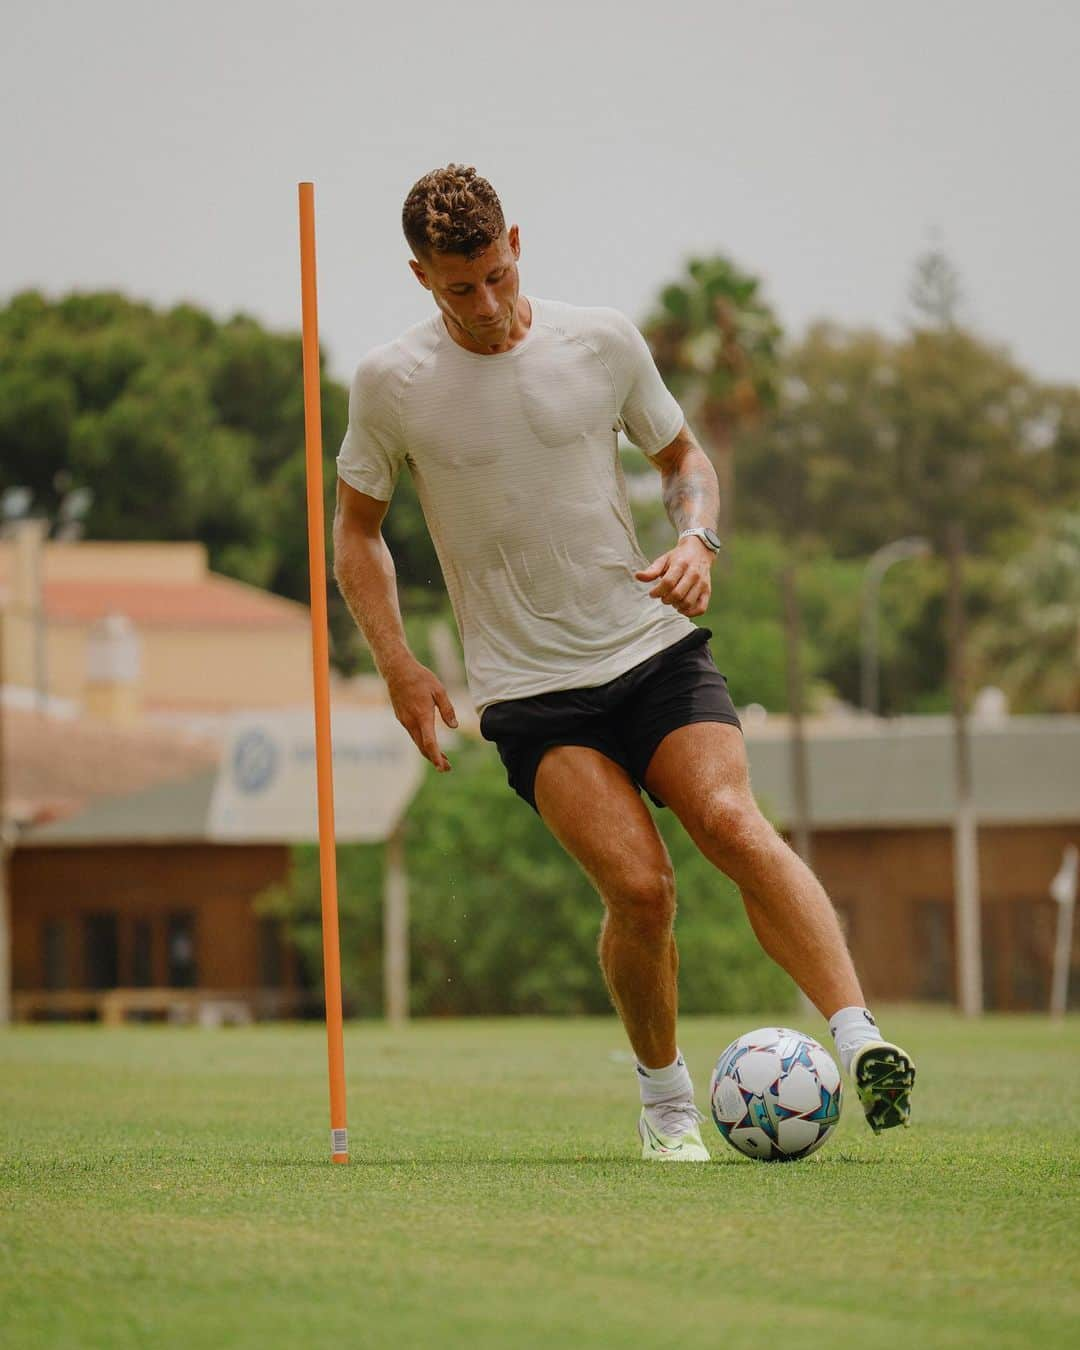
[709,1027,843,1162]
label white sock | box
[636,1049,694,1106]
[829,1005,883,1075]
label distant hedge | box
[264,739,795,1018]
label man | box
[334,164,915,1160]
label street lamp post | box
[860,536,931,716]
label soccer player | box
[334,165,916,1160]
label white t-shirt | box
[337,297,696,712]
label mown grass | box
[1,1009,1077,1349]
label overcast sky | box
[4,1,1078,384]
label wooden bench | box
[14,988,257,1025]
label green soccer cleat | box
[851,1041,917,1134]
[638,1102,711,1161]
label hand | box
[384,658,458,773]
[635,536,714,617]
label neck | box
[444,295,533,355]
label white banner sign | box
[207,707,425,843]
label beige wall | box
[1,610,82,694]
[1,613,311,711]
[144,627,312,709]
[0,537,311,714]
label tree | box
[736,318,1075,556]
[972,511,1080,712]
[908,239,964,330]
[643,257,783,536]
[0,290,449,674]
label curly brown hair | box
[402,164,506,259]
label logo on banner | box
[233,729,278,795]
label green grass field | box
[2,1009,1077,1349]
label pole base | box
[330,1127,349,1163]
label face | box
[409,225,522,353]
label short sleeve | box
[336,353,407,502]
[607,311,685,455]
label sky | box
[3,1,1078,384]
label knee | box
[694,791,775,871]
[604,865,677,934]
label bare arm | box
[333,479,457,771]
[634,422,720,618]
[651,422,720,535]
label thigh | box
[618,642,741,802]
[642,721,758,837]
[534,745,674,896]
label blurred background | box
[2,1,1077,1028]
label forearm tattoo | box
[662,454,720,534]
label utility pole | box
[782,563,817,1019]
[1049,845,1078,1020]
[781,563,813,868]
[383,821,409,1024]
[947,522,983,1015]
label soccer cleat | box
[851,1041,916,1133]
[638,1101,711,1161]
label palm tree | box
[643,256,782,536]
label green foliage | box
[643,255,783,537]
[736,318,1076,555]
[0,290,426,672]
[644,255,783,422]
[972,510,1080,712]
[264,739,793,1017]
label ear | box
[508,224,521,259]
[408,257,431,290]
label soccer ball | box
[709,1026,843,1162]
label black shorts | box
[479,628,742,812]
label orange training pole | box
[298,181,349,1164]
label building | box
[0,530,313,725]
[11,767,303,1023]
[2,705,305,1023]
[743,714,1080,1010]
[0,532,437,1025]
[6,711,1078,1019]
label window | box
[258,918,284,988]
[912,899,953,1003]
[166,913,197,988]
[83,914,119,990]
[42,921,68,990]
[132,920,154,987]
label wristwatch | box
[678,527,722,554]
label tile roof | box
[40,576,309,629]
[3,706,220,828]
[18,715,1080,847]
[744,716,1080,828]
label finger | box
[420,714,451,771]
[650,565,687,600]
[433,685,458,729]
[667,573,696,604]
[635,554,669,581]
[674,582,705,615]
[409,713,451,772]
